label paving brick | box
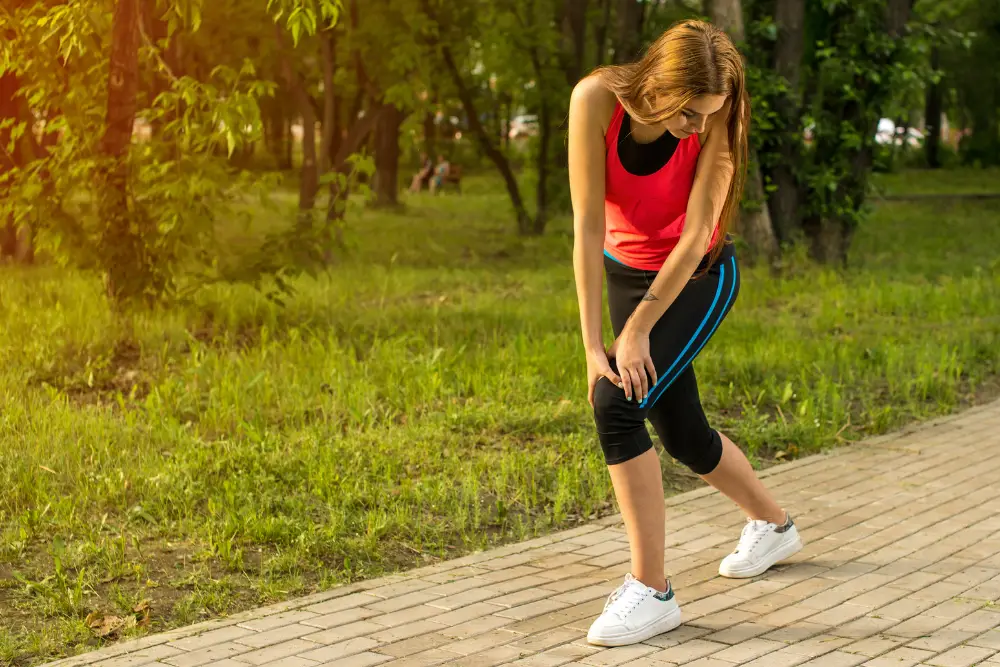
[376,632,455,658]
[761,622,832,644]
[375,648,458,667]
[304,594,383,616]
[736,646,810,667]
[425,587,500,611]
[236,611,324,633]
[294,637,386,664]
[703,622,773,645]
[571,644,656,667]
[782,635,853,658]
[795,651,866,666]
[494,600,570,621]
[445,645,532,667]
[710,638,785,662]
[968,628,1000,651]
[830,615,899,639]
[647,640,725,664]
[367,593,442,614]
[488,588,559,609]
[677,659,732,667]
[924,645,995,667]
[439,629,521,657]
[233,639,324,665]
[946,609,999,633]
[859,646,933,667]
[507,628,581,653]
[905,630,976,653]
[300,607,383,630]
[93,645,187,667]
[260,658,320,667]
[313,652,393,667]
[840,636,907,657]
[161,625,256,651]
[161,642,250,667]
[371,606,442,628]
[438,615,513,640]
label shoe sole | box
[718,534,804,579]
[586,605,682,647]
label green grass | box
[872,165,1000,196]
[1,169,999,665]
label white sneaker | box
[586,574,682,647]
[719,514,803,579]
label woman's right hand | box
[587,349,624,407]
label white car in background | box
[875,118,923,147]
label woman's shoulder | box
[570,74,619,134]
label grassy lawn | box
[1,168,998,665]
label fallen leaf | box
[87,613,127,638]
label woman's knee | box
[657,421,723,475]
[593,378,652,465]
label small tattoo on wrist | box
[642,291,658,302]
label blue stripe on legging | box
[644,256,738,409]
[604,249,626,265]
[637,262,727,410]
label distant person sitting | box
[429,155,451,195]
[409,153,434,193]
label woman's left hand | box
[607,325,658,403]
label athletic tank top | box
[604,102,720,271]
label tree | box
[707,0,779,261]
[768,0,805,243]
[924,41,942,168]
[799,0,915,264]
[613,0,645,64]
[99,0,146,301]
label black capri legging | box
[593,241,740,474]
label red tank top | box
[603,103,719,271]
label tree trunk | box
[707,0,744,39]
[319,29,338,174]
[283,113,293,170]
[296,108,318,214]
[100,0,144,301]
[768,0,805,244]
[326,102,389,223]
[1,73,20,259]
[595,0,613,66]
[924,43,942,168]
[374,103,403,207]
[561,0,588,86]
[440,46,532,233]
[276,27,319,214]
[423,110,436,157]
[533,99,552,235]
[708,0,778,261]
[613,0,644,64]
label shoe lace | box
[733,518,772,556]
[602,575,651,620]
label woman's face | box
[660,94,727,139]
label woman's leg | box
[701,434,785,525]
[607,447,667,592]
[646,369,785,525]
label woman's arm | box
[620,104,735,336]
[569,77,623,404]
[569,78,612,356]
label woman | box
[568,20,803,647]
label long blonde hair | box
[594,19,749,266]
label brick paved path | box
[44,401,1000,667]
